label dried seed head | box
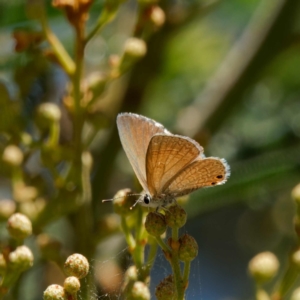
[7,213,32,240]
[248,251,279,284]
[64,253,89,279]
[165,205,187,228]
[2,145,23,167]
[43,284,65,300]
[178,234,198,262]
[145,212,167,236]
[64,276,80,294]
[8,245,34,271]
[155,275,176,300]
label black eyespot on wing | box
[216,175,223,179]
[211,182,216,185]
[144,194,150,205]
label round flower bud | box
[128,281,150,300]
[124,38,147,58]
[2,145,23,167]
[37,102,61,124]
[165,205,187,228]
[0,199,16,219]
[124,265,138,283]
[113,189,136,215]
[155,275,176,300]
[64,276,80,294]
[178,234,198,262]
[292,183,300,205]
[0,254,7,275]
[7,213,32,240]
[291,287,300,300]
[81,151,93,169]
[149,6,165,28]
[43,284,65,300]
[248,251,279,284]
[64,253,89,279]
[292,249,300,268]
[8,245,34,271]
[145,212,167,236]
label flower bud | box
[178,234,198,262]
[64,276,80,294]
[0,254,7,275]
[292,249,300,268]
[292,183,300,205]
[124,265,138,283]
[128,281,150,300]
[64,253,89,279]
[124,38,147,58]
[149,6,165,28]
[145,212,167,236]
[291,287,300,300]
[86,72,107,101]
[43,284,65,300]
[2,145,23,167]
[113,189,136,215]
[165,205,187,228]
[8,245,34,271]
[0,199,16,219]
[248,252,279,284]
[14,184,38,203]
[82,151,93,169]
[37,102,61,125]
[7,213,32,240]
[155,275,176,300]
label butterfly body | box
[117,113,230,208]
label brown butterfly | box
[117,113,230,208]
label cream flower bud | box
[291,287,300,300]
[2,145,23,166]
[37,102,61,123]
[43,284,65,300]
[7,213,32,240]
[0,199,16,219]
[64,253,89,279]
[9,245,34,271]
[248,251,279,284]
[124,38,147,58]
[292,183,300,205]
[64,276,80,294]
[129,281,150,300]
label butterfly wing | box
[117,113,169,192]
[164,157,230,197]
[145,134,203,196]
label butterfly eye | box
[143,194,151,205]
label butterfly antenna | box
[130,199,140,210]
[102,193,142,203]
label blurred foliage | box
[0,0,300,299]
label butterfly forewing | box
[146,134,203,196]
[164,157,229,197]
[117,113,169,192]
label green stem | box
[39,16,75,75]
[48,121,60,148]
[155,236,171,253]
[121,216,136,250]
[145,242,158,275]
[182,261,191,291]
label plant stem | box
[182,261,191,291]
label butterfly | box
[117,113,230,208]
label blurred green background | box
[1,0,300,299]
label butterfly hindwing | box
[145,134,203,196]
[164,157,230,197]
